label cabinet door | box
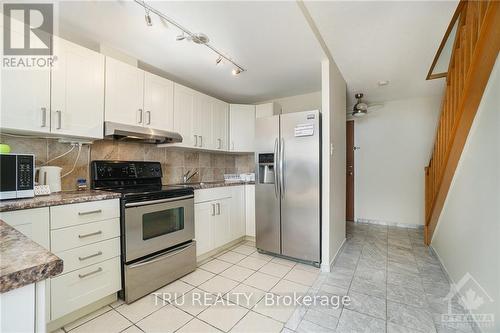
[212,100,229,150]
[51,38,104,139]
[0,208,50,249]
[0,26,50,134]
[230,186,246,240]
[193,94,213,149]
[104,57,144,126]
[144,72,174,130]
[245,185,256,237]
[194,201,214,256]
[173,84,196,147]
[213,198,231,248]
[229,104,255,152]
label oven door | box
[124,195,194,262]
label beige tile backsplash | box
[0,135,255,191]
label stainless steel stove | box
[91,160,196,303]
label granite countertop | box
[0,220,63,293]
[0,190,122,213]
[170,180,255,190]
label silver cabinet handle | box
[280,138,285,198]
[217,138,222,149]
[138,109,143,124]
[56,110,62,129]
[199,135,203,147]
[78,230,102,239]
[41,107,47,127]
[146,111,151,125]
[216,203,221,215]
[273,138,279,198]
[79,251,103,261]
[78,267,102,279]
[211,203,216,216]
[194,135,198,147]
[232,141,235,151]
[78,209,102,216]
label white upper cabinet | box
[173,83,196,146]
[212,99,229,151]
[193,94,213,149]
[104,57,144,126]
[1,24,51,134]
[51,38,105,139]
[143,72,174,131]
[229,104,256,152]
[256,102,280,118]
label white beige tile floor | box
[59,223,478,333]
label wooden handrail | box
[424,0,500,245]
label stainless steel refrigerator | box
[255,110,321,265]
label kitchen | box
[0,1,476,333]
[0,1,326,332]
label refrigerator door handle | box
[273,138,279,198]
[280,138,285,198]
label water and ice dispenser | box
[258,153,275,184]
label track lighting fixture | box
[134,0,246,75]
[143,1,152,27]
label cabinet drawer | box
[194,187,232,203]
[51,257,121,320]
[51,218,120,252]
[50,199,120,229]
[55,237,121,275]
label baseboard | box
[429,245,483,333]
[196,236,247,264]
[47,293,117,332]
[244,235,255,242]
[355,218,424,229]
[321,238,347,273]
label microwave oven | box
[0,154,35,200]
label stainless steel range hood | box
[104,122,182,144]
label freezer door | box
[280,110,321,262]
[255,115,281,255]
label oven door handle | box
[128,242,195,269]
[124,195,194,207]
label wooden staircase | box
[424,0,500,245]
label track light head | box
[145,13,152,26]
[176,33,186,41]
[216,56,223,65]
[232,68,242,76]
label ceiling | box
[56,1,457,105]
[305,0,458,105]
[57,1,323,104]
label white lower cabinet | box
[0,208,50,249]
[194,201,214,256]
[194,186,249,257]
[50,257,121,319]
[245,185,256,237]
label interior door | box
[51,38,105,139]
[346,120,355,221]
[280,110,321,262]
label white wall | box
[320,59,347,271]
[259,91,321,114]
[432,55,499,333]
[354,96,441,226]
